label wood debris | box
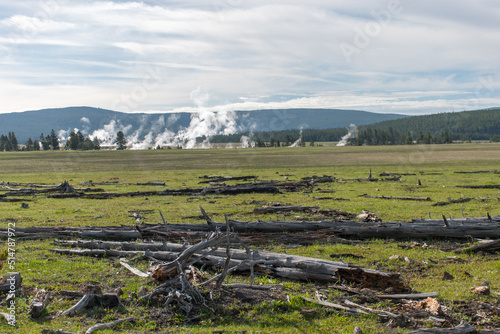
[431,198,473,206]
[360,194,431,201]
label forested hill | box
[210,108,500,145]
[365,108,500,141]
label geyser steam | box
[336,124,358,147]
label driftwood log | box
[52,237,406,291]
[3,212,500,241]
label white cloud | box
[0,1,499,115]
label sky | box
[0,0,499,115]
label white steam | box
[85,87,243,150]
[91,119,132,146]
[240,135,255,148]
[289,129,303,147]
[336,123,358,147]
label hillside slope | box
[365,108,500,140]
[0,107,406,143]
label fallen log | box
[253,205,319,214]
[3,181,78,196]
[49,190,163,199]
[380,172,416,176]
[136,182,165,186]
[302,296,367,315]
[454,239,500,254]
[4,213,500,241]
[454,170,500,174]
[457,185,500,189]
[198,175,257,183]
[360,194,431,201]
[0,197,31,202]
[1,224,355,245]
[312,197,350,201]
[85,317,134,334]
[431,198,473,206]
[405,321,477,333]
[377,292,439,300]
[300,175,337,185]
[52,239,406,290]
[0,272,22,292]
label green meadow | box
[1,143,500,333]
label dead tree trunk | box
[52,238,406,291]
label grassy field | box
[1,143,500,333]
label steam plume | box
[289,129,304,147]
[336,123,358,146]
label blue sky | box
[0,0,499,115]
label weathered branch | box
[85,317,134,334]
[405,321,477,333]
[59,294,121,317]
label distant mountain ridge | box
[0,106,406,144]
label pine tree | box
[26,138,34,151]
[33,140,40,151]
[40,133,50,150]
[92,137,100,150]
[67,132,79,150]
[115,131,127,150]
[0,135,8,151]
[50,129,60,150]
[8,132,18,151]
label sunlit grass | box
[1,143,500,333]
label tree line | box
[209,108,500,146]
[1,129,64,151]
[0,129,130,152]
[210,127,455,146]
